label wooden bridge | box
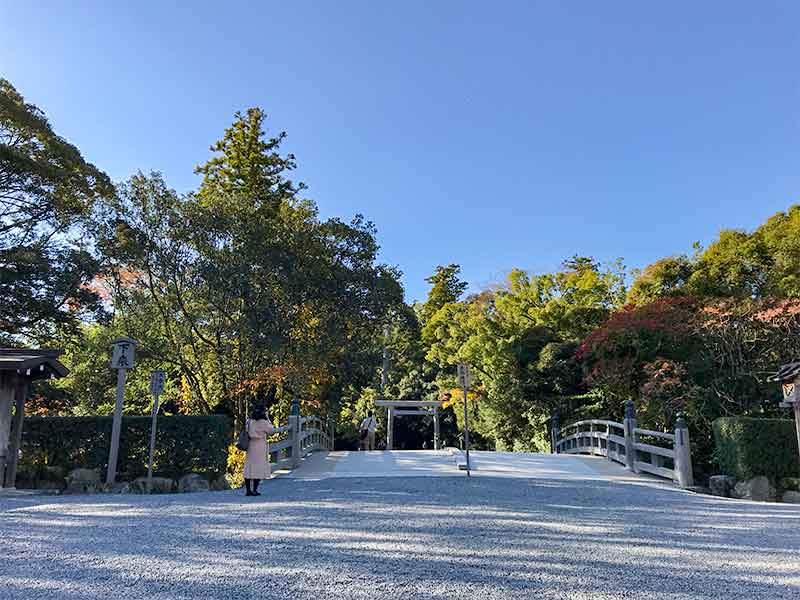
[275,399,693,488]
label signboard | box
[457,363,471,389]
[111,339,136,370]
[150,371,165,396]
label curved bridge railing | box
[552,401,694,489]
[267,403,333,471]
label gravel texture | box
[2,470,800,599]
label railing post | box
[387,407,394,450]
[433,407,441,450]
[550,413,560,454]
[673,413,694,488]
[289,396,301,468]
[606,422,612,461]
[624,400,637,472]
[328,415,335,451]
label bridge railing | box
[552,400,694,489]
[555,419,628,467]
[267,400,333,471]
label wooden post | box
[433,407,440,450]
[328,415,335,451]
[289,414,301,467]
[4,381,26,489]
[289,396,301,467]
[793,402,800,467]
[624,400,637,472]
[146,391,160,494]
[106,367,127,485]
[549,413,559,454]
[673,413,694,488]
[0,376,14,488]
[387,407,394,450]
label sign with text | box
[457,363,471,389]
[111,339,136,370]
[150,371,165,396]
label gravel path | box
[2,472,799,599]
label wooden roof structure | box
[769,361,800,384]
[1,348,69,489]
[0,348,69,380]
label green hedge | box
[713,417,799,481]
[20,416,231,480]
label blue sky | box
[2,1,798,302]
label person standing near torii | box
[360,411,378,451]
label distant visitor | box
[360,411,377,451]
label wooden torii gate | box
[375,399,443,450]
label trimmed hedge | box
[713,417,799,481]
[20,416,231,481]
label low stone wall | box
[709,474,800,503]
[15,466,229,495]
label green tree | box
[0,78,114,342]
[99,110,405,427]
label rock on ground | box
[709,475,735,497]
[178,473,210,493]
[732,476,776,501]
[65,468,101,494]
[131,476,175,494]
[783,490,800,503]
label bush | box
[20,416,231,481]
[226,444,245,489]
[713,417,799,481]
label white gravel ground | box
[2,469,799,599]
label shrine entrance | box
[375,400,443,450]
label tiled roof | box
[0,348,69,379]
[769,361,800,383]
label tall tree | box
[99,110,404,427]
[0,78,114,342]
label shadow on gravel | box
[2,475,799,599]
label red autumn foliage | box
[575,297,697,360]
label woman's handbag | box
[360,428,369,441]
[235,420,251,451]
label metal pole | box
[463,381,471,477]
[146,391,160,493]
[106,367,127,485]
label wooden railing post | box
[673,413,694,488]
[550,413,560,454]
[328,415,335,451]
[624,400,637,472]
[289,396,301,468]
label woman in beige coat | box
[243,405,274,496]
